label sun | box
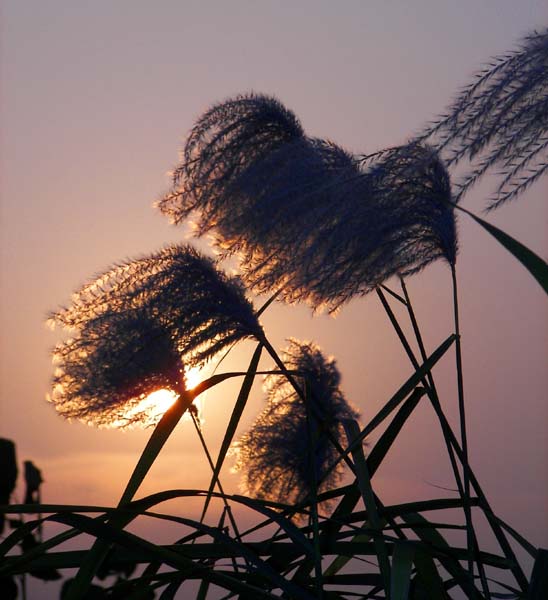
[145,389,178,414]
[184,365,203,391]
[143,366,207,425]
[107,366,208,428]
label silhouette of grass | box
[1,32,547,600]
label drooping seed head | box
[49,244,261,427]
[234,339,359,506]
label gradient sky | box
[1,1,547,595]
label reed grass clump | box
[1,30,546,600]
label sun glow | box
[184,365,203,391]
[145,389,179,414]
[106,366,207,429]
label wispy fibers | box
[234,339,359,506]
[419,28,548,209]
[158,93,457,312]
[158,93,304,232]
[49,244,261,427]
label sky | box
[1,0,547,596]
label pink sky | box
[1,2,547,595]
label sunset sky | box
[1,1,547,595]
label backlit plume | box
[48,244,261,427]
[158,93,457,311]
[419,28,548,209]
[233,339,359,506]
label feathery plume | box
[419,28,548,209]
[234,339,358,506]
[49,244,261,427]
[157,93,304,231]
[239,142,456,310]
[158,94,456,311]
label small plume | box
[158,94,457,311]
[234,339,359,507]
[49,244,261,427]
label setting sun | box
[184,365,203,391]
[105,365,207,428]
[145,389,178,414]
[138,366,207,426]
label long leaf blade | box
[457,204,548,294]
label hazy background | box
[1,0,547,596]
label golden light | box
[139,365,207,426]
[106,366,207,428]
[184,365,203,391]
[145,389,179,414]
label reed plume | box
[159,94,456,310]
[49,244,261,427]
[419,28,548,209]
[234,339,358,506]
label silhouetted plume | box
[158,93,304,230]
[49,244,261,427]
[158,94,456,311]
[419,28,548,209]
[234,339,358,506]
[239,141,456,310]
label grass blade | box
[456,204,548,294]
[120,390,196,506]
[413,548,449,599]
[336,335,455,469]
[367,386,426,477]
[200,343,263,523]
[401,512,483,599]
[528,549,548,600]
[391,541,415,600]
[343,419,391,595]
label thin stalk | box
[303,382,324,600]
[190,411,243,558]
[380,284,407,306]
[377,286,526,592]
[376,287,466,503]
[399,278,490,598]
[20,573,26,600]
[378,287,481,588]
[451,263,473,576]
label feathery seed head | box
[157,93,304,230]
[234,339,358,506]
[158,94,457,311]
[420,28,548,208]
[49,244,261,427]
[51,310,184,427]
[363,143,457,270]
